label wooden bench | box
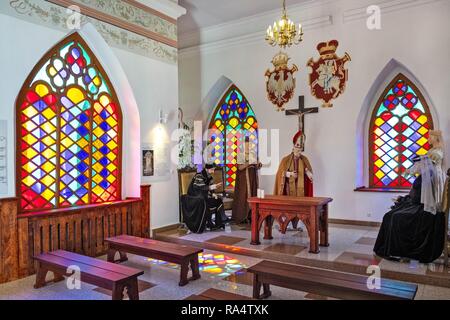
[185,288,253,300]
[247,260,418,300]
[33,250,144,300]
[105,235,203,286]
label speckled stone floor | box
[1,246,450,300]
[1,217,449,300]
[154,222,450,294]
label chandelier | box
[265,0,303,49]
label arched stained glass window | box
[209,85,258,188]
[17,33,122,212]
[369,73,433,188]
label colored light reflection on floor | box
[146,253,246,278]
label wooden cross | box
[285,96,319,133]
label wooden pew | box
[248,260,417,300]
[185,288,253,300]
[105,235,203,286]
[33,250,144,300]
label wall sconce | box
[159,109,168,125]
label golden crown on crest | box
[271,51,290,68]
[317,40,339,56]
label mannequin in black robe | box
[181,164,226,233]
[373,175,445,263]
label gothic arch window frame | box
[16,32,123,213]
[368,72,434,189]
[208,84,258,189]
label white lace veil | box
[409,155,441,214]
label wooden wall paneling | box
[1,186,150,284]
[103,212,109,247]
[133,201,142,237]
[41,219,50,254]
[114,209,118,234]
[59,218,65,251]
[51,217,59,251]
[108,209,114,239]
[96,215,103,254]
[121,206,127,235]
[34,220,42,256]
[67,219,74,252]
[17,217,30,277]
[127,206,132,235]
[88,212,95,256]
[111,209,117,237]
[140,185,151,238]
[0,198,19,283]
[82,215,89,255]
[75,217,82,253]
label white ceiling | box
[178,0,313,35]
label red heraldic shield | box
[265,52,298,111]
[307,40,351,108]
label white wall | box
[178,0,450,222]
[0,14,180,229]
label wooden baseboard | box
[329,218,381,227]
[152,223,181,235]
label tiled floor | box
[206,236,247,245]
[156,222,450,289]
[1,248,449,300]
[1,222,449,300]
[263,243,307,255]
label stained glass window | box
[209,85,258,188]
[369,74,433,188]
[17,33,122,211]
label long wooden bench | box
[33,250,144,300]
[185,288,253,300]
[248,260,418,300]
[105,235,203,286]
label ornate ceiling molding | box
[2,0,178,64]
[47,0,177,47]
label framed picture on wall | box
[142,148,154,177]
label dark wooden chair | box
[248,260,417,300]
[178,168,198,223]
[105,235,203,286]
[33,250,143,300]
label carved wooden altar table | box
[247,196,333,253]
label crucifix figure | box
[285,96,319,134]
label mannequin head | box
[205,163,216,175]
[244,139,250,163]
[429,130,443,149]
[292,130,305,157]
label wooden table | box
[248,195,333,253]
[105,235,203,286]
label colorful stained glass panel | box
[17,34,122,211]
[370,75,433,188]
[209,86,258,188]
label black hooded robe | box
[181,169,225,233]
[374,176,445,263]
